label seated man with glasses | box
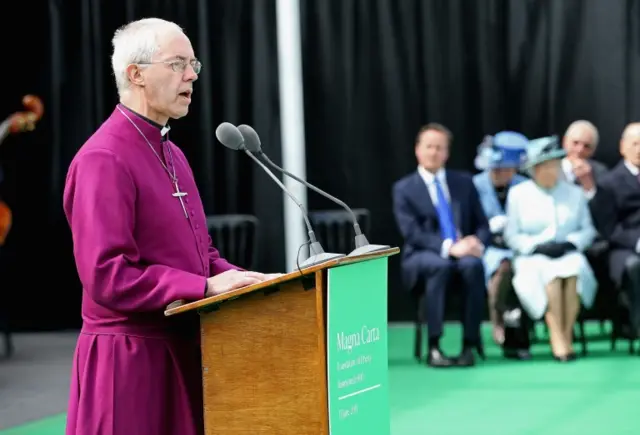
[559,120,608,193]
[560,121,611,327]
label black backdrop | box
[1,0,639,330]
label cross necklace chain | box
[117,106,189,219]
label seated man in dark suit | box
[393,123,491,368]
[560,121,611,290]
[559,120,608,190]
[590,122,640,341]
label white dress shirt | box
[561,158,576,183]
[624,160,639,177]
[417,166,450,203]
[417,166,455,258]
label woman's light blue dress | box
[503,179,598,320]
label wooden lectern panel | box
[199,271,329,434]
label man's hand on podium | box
[205,270,268,297]
[264,273,285,280]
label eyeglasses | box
[138,58,202,74]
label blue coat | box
[392,170,491,290]
[472,171,527,284]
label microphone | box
[236,124,390,257]
[215,122,345,268]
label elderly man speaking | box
[63,18,273,435]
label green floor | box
[2,322,639,435]
[389,322,640,434]
[0,415,67,435]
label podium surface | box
[166,247,399,434]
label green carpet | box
[2,322,639,435]
[0,414,66,435]
[389,322,640,435]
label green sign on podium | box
[326,257,390,434]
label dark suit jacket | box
[581,158,609,252]
[589,158,609,182]
[392,169,490,289]
[590,161,640,251]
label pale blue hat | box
[474,131,529,170]
[522,135,566,170]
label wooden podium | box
[165,247,399,434]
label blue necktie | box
[433,178,457,241]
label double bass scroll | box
[0,94,44,245]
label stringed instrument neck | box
[0,120,11,146]
[0,94,44,245]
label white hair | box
[564,120,599,148]
[111,18,185,97]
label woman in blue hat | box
[504,136,598,361]
[473,131,529,346]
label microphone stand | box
[253,151,390,256]
[243,150,345,268]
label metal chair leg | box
[414,323,422,361]
[579,319,587,356]
[414,293,424,361]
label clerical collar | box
[118,104,171,137]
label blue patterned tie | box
[433,178,457,241]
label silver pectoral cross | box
[172,181,189,218]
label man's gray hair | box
[564,120,599,149]
[111,18,184,97]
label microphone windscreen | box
[237,124,262,152]
[215,122,244,150]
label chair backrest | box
[205,214,259,270]
[308,208,371,254]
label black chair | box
[0,247,12,359]
[610,285,639,354]
[413,285,427,361]
[582,244,635,353]
[205,214,259,270]
[0,310,12,359]
[308,208,371,254]
[580,241,636,354]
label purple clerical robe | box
[63,104,240,435]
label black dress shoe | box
[553,354,576,362]
[456,348,476,367]
[503,348,532,360]
[426,347,455,368]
